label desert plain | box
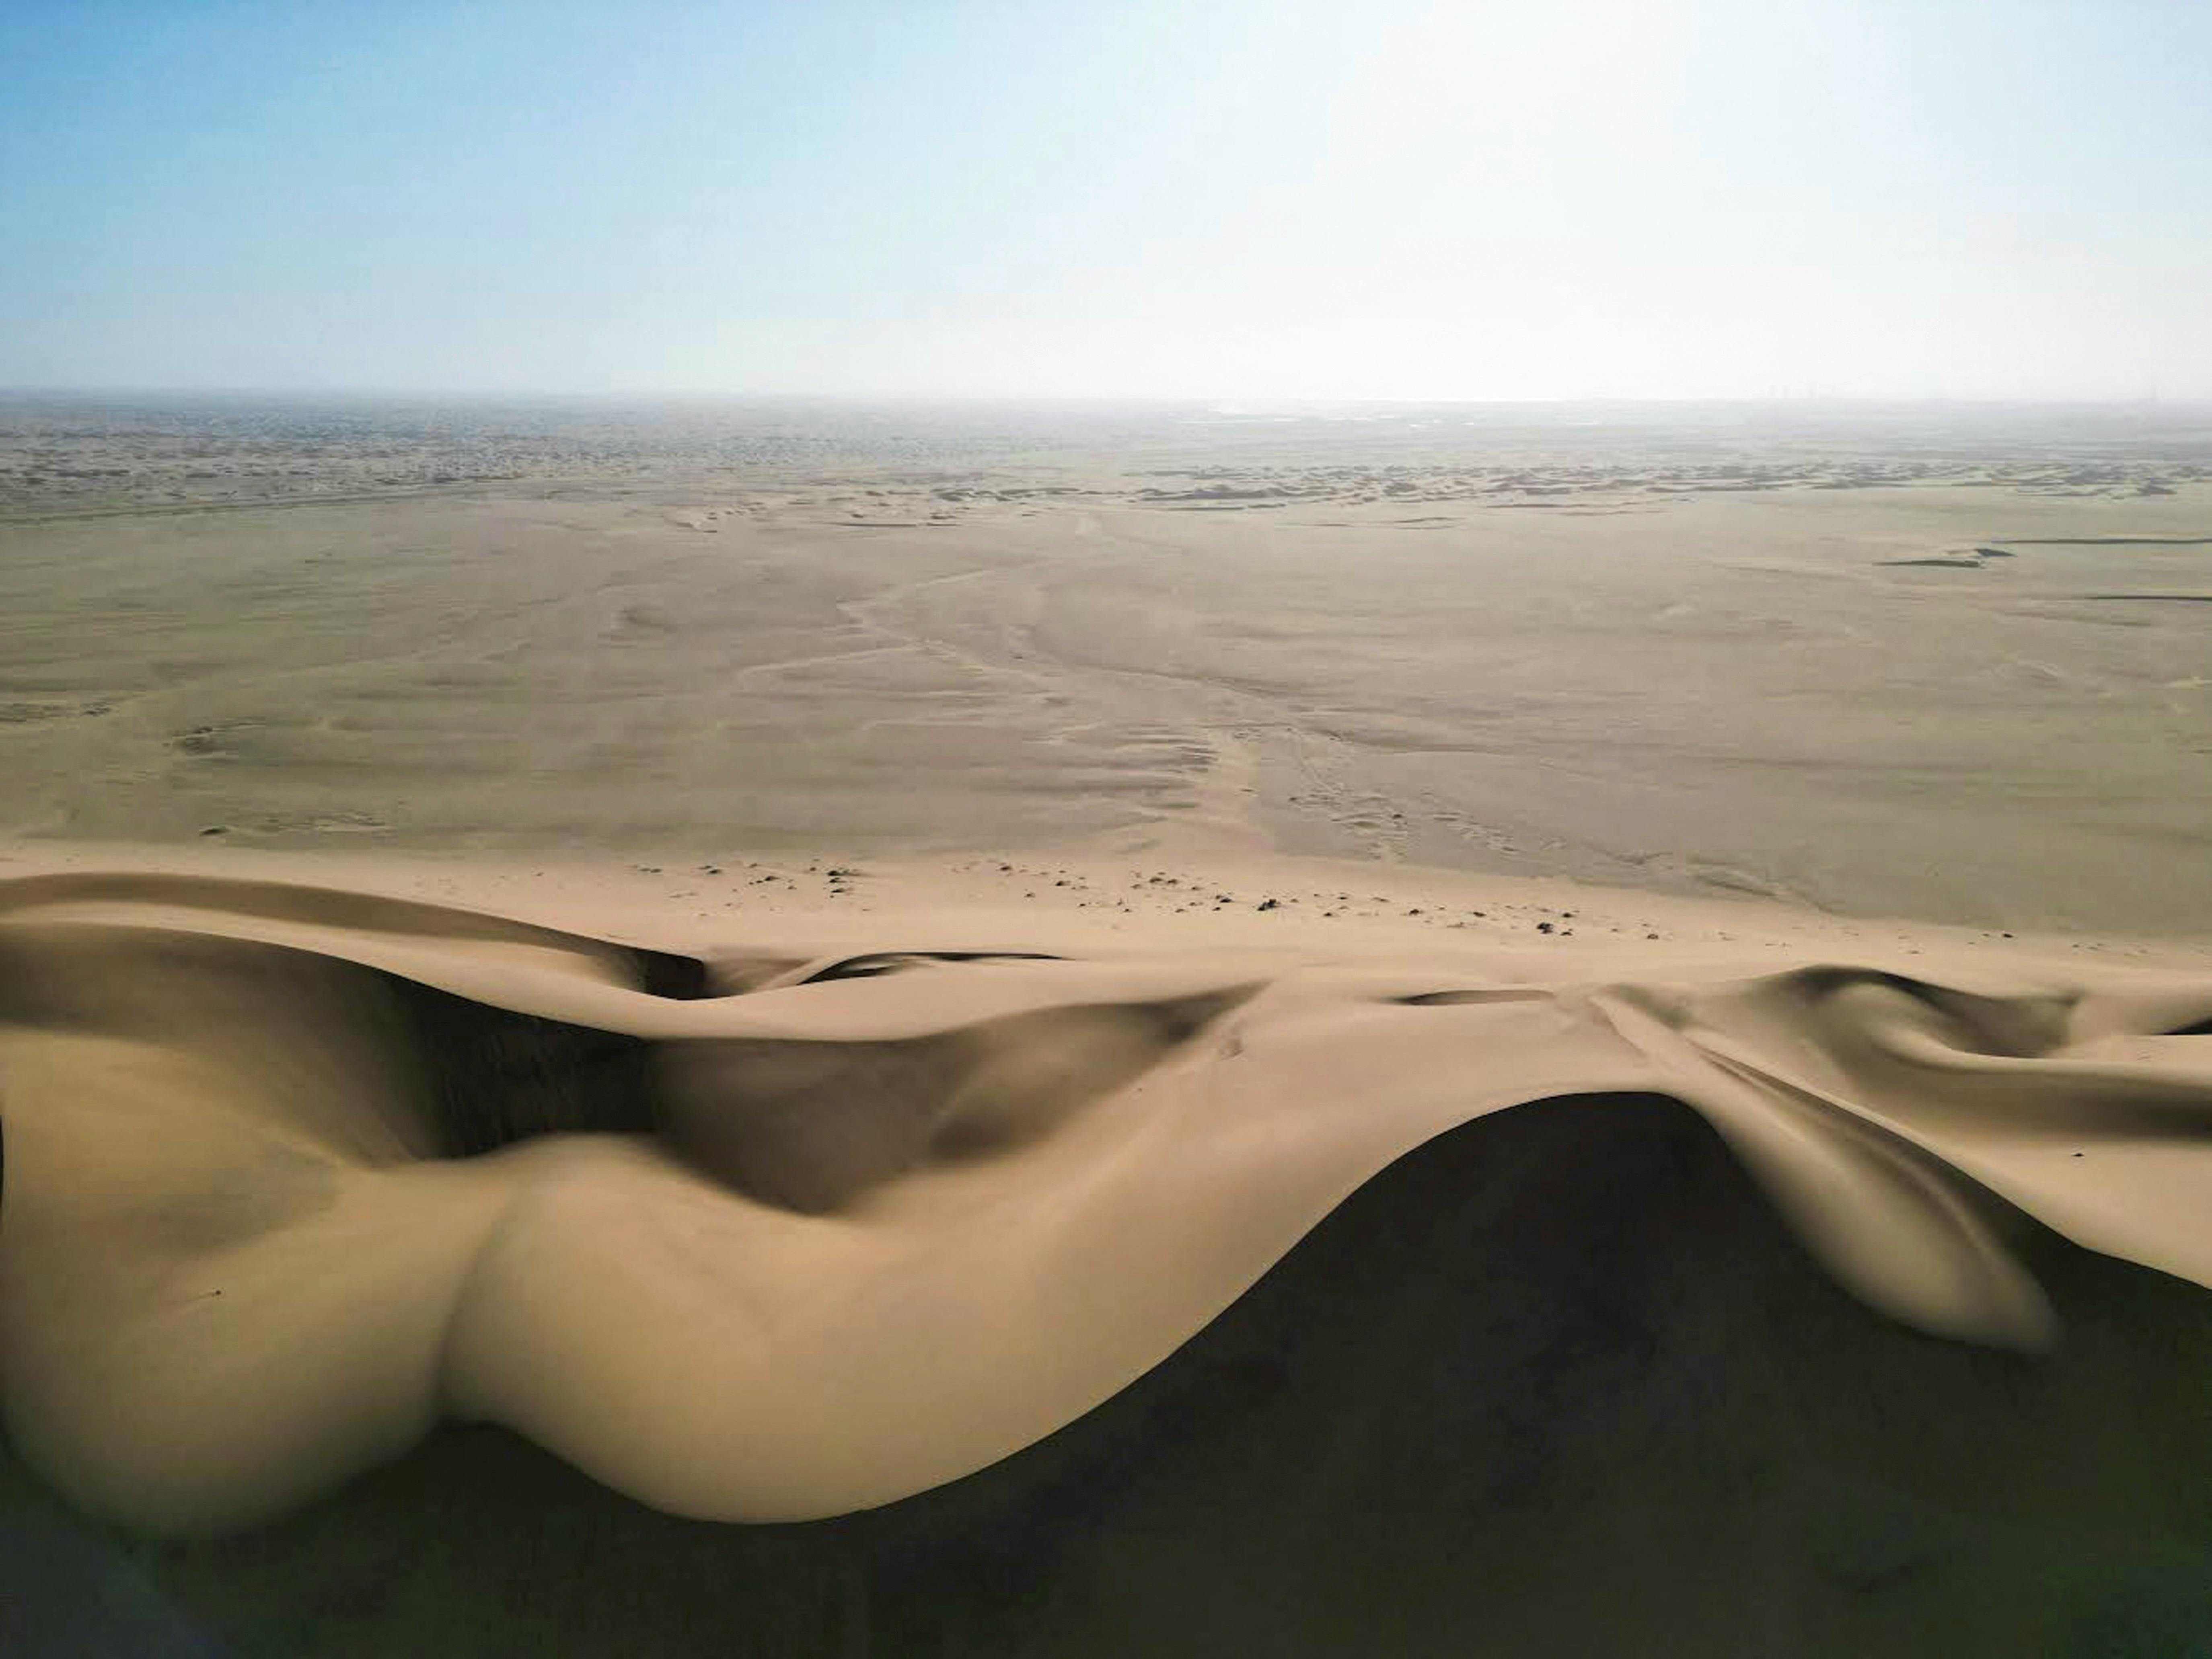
[4,397,2211,931]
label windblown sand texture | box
[2,398,2210,1655]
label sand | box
[2,399,2210,1653]
[4,397,2211,932]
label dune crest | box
[1,866,2208,1537]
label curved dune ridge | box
[1,865,2210,1542]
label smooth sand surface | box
[2,401,2210,1654]
[4,399,2210,932]
[2,842,2210,1653]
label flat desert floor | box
[4,397,2209,932]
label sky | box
[4,0,2208,401]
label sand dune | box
[1,850,2209,1652]
[4,400,2211,1649]
[3,856,2207,1571]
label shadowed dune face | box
[654,987,1257,1213]
[0,871,2209,1551]
[7,1093,2212,1657]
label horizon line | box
[4,386,2208,411]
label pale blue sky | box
[4,0,2208,400]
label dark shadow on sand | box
[6,1093,2210,1656]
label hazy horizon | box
[8,389,2212,415]
[8,0,2210,404]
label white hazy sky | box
[5,0,2208,400]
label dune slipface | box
[2,864,2209,1571]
